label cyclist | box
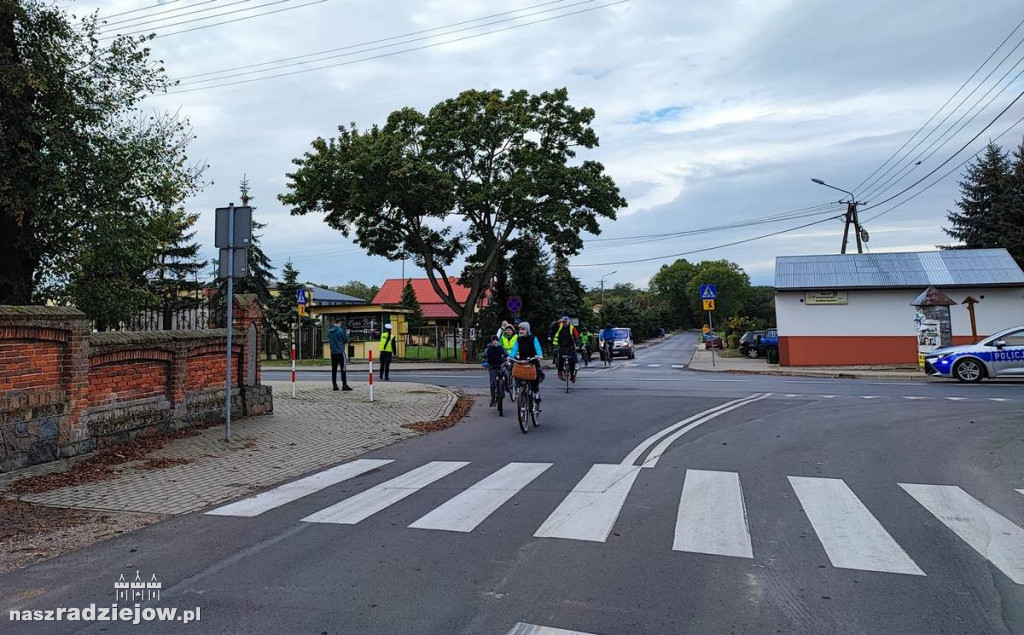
[599,323,616,362]
[510,321,544,404]
[483,335,508,407]
[552,315,581,383]
[579,326,593,364]
[498,323,518,356]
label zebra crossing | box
[206,459,1024,583]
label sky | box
[75,0,1024,293]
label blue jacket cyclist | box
[510,321,545,398]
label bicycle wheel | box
[564,361,570,393]
[517,387,530,433]
[495,376,504,417]
[531,392,540,427]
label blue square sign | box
[699,284,717,300]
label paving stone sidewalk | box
[0,381,457,516]
[688,347,927,380]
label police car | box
[924,325,1024,382]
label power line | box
[852,16,1024,195]
[175,0,593,86]
[166,0,629,93]
[583,203,839,244]
[571,214,845,268]
[101,0,246,30]
[100,0,313,39]
[862,110,1024,223]
[174,0,572,83]
[859,85,1024,213]
[863,59,1024,202]
[100,0,191,20]
[857,32,1024,199]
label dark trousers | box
[380,351,393,380]
[331,353,348,388]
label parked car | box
[758,329,779,359]
[924,324,1024,382]
[610,327,635,359]
[705,334,724,350]
[738,330,765,358]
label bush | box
[727,334,739,349]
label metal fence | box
[404,325,462,362]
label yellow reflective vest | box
[499,333,517,354]
[379,331,397,353]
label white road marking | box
[784,393,801,397]
[508,623,601,635]
[698,379,750,382]
[647,363,662,368]
[902,396,929,400]
[206,459,393,517]
[671,364,687,369]
[1018,489,1024,497]
[869,382,922,386]
[534,464,641,542]
[625,363,640,367]
[618,394,767,468]
[301,461,468,525]
[861,396,881,399]
[900,483,1024,584]
[821,395,835,398]
[643,394,772,467]
[944,397,967,401]
[409,462,552,533]
[789,476,924,576]
[674,470,753,558]
[990,398,1010,402]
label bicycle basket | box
[511,363,537,381]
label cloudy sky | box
[77,0,1024,292]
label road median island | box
[0,380,460,573]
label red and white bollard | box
[291,343,296,398]
[368,349,374,402]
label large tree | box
[944,142,1011,253]
[550,254,587,321]
[1,1,204,305]
[649,258,699,328]
[330,280,380,302]
[999,140,1024,267]
[401,279,426,328]
[280,88,626,331]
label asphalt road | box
[265,332,1024,402]
[3,335,1023,634]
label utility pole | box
[811,179,866,254]
[600,270,617,310]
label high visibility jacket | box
[378,331,397,354]
[499,333,517,354]
[552,323,579,348]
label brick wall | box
[0,296,273,472]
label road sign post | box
[699,284,717,368]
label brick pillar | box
[65,311,91,444]
[232,295,264,386]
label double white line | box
[535,393,770,542]
[623,393,772,468]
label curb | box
[685,365,931,382]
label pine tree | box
[209,176,276,326]
[945,143,1010,250]
[1000,140,1024,267]
[507,235,555,346]
[550,254,587,321]
[401,279,426,328]
[149,207,205,329]
[269,260,303,336]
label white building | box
[774,249,1024,366]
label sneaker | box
[342,386,353,392]
[557,372,564,381]
[333,386,339,391]
[489,399,496,407]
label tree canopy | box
[1,0,204,307]
[280,87,625,327]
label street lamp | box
[600,270,617,309]
[810,178,864,254]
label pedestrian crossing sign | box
[700,284,717,300]
[703,299,716,311]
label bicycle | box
[490,364,507,417]
[510,358,541,433]
[579,345,591,368]
[601,341,613,367]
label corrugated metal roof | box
[775,249,1024,290]
[307,285,369,305]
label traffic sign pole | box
[224,204,234,443]
[708,309,715,367]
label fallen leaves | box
[402,396,474,433]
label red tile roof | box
[373,277,485,320]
